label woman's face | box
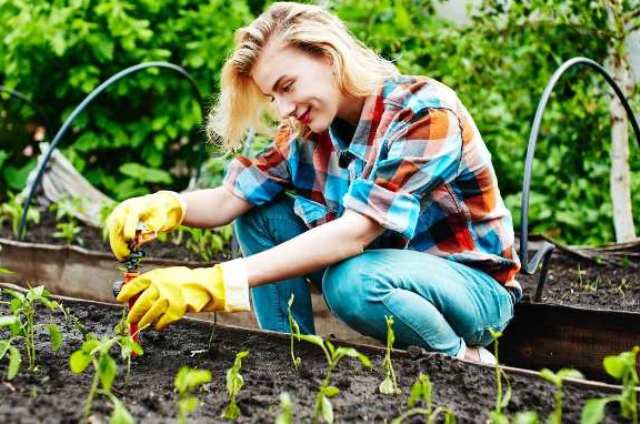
[251,39,356,133]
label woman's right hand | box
[106,191,186,261]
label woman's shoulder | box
[381,74,461,113]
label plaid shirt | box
[224,75,521,285]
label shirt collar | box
[327,87,385,162]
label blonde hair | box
[207,1,399,151]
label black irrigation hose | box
[0,85,51,130]
[18,61,207,240]
[520,56,640,301]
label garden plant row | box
[0,285,637,423]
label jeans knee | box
[322,258,366,323]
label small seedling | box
[174,366,212,424]
[53,220,83,245]
[287,294,301,370]
[0,192,40,237]
[275,392,294,424]
[0,286,64,378]
[488,328,512,424]
[539,368,584,423]
[174,225,233,262]
[222,350,249,421]
[582,346,639,424]
[379,315,401,395]
[391,372,456,423]
[289,312,371,423]
[69,328,143,422]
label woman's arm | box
[243,209,384,287]
[181,186,253,228]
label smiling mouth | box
[297,107,311,125]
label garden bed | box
[0,294,628,423]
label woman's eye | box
[282,83,293,93]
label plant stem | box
[83,359,100,423]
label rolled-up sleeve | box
[343,108,462,239]
[223,126,294,206]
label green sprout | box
[173,225,233,262]
[48,195,85,222]
[275,392,294,424]
[0,286,64,378]
[287,294,301,371]
[69,327,143,423]
[582,346,639,424]
[222,350,249,421]
[0,191,40,237]
[379,315,401,395]
[174,366,212,424]
[539,368,584,424]
[488,328,512,424]
[53,220,83,245]
[289,312,371,423]
[391,372,456,423]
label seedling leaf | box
[603,355,626,380]
[323,386,340,398]
[275,392,293,424]
[334,347,372,368]
[0,315,18,326]
[179,397,199,414]
[513,411,539,424]
[581,397,615,424]
[320,394,334,423]
[0,340,10,359]
[99,354,117,391]
[110,396,135,424]
[8,345,21,379]
[47,323,63,352]
[70,351,91,374]
[379,377,396,395]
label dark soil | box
[0,208,234,264]
[0,300,625,423]
[519,249,640,312]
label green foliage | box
[288,309,371,423]
[539,368,584,423]
[0,286,65,377]
[172,224,233,262]
[379,315,401,395]
[276,392,294,424]
[0,192,40,238]
[0,0,254,201]
[69,321,142,423]
[582,346,639,424]
[222,350,250,421]
[174,366,212,424]
[49,195,85,245]
[391,372,456,424]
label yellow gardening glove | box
[116,259,250,331]
[106,191,186,261]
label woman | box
[108,1,521,364]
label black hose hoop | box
[17,62,207,240]
[520,56,640,300]
[0,85,51,130]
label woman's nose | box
[276,97,296,119]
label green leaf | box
[0,340,10,359]
[179,396,199,414]
[379,377,396,395]
[513,411,539,424]
[323,386,340,398]
[175,367,211,394]
[603,355,626,380]
[47,324,63,352]
[7,346,21,380]
[0,315,19,327]
[489,410,510,424]
[110,397,135,424]
[334,347,372,368]
[119,162,172,184]
[581,397,615,424]
[99,354,118,391]
[320,394,334,423]
[297,334,326,349]
[69,350,91,374]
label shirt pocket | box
[292,196,335,228]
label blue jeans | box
[233,195,515,357]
